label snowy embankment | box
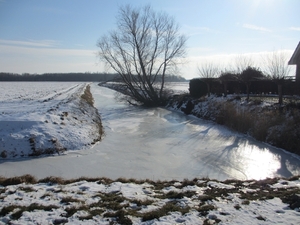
[0,175,299,224]
[167,94,300,155]
[0,82,102,159]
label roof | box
[288,41,300,65]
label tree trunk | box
[278,84,283,105]
[206,83,211,97]
[246,84,250,102]
[223,82,228,97]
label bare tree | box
[197,62,219,97]
[264,51,291,105]
[234,55,264,102]
[97,5,186,106]
[234,55,254,73]
[219,70,238,97]
[240,66,265,102]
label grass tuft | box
[19,186,35,193]
[0,203,59,220]
[104,209,133,225]
[0,174,37,186]
[142,201,190,221]
[197,204,215,216]
[64,205,89,218]
[81,85,94,106]
[60,196,83,204]
[39,176,65,185]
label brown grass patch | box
[81,85,94,106]
[0,174,37,186]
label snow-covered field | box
[0,82,102,159]
[0,175,300,225]
[1,82,300,224]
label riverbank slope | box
[167,94,300,155]
[0,83,103,159]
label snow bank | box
[167,94,300,155]
[0,82,102,159]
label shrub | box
[263,111,300,154]
[189,79,207,97]
[215,102,254,133]
[0,150,7,158]
[251,110,283,141]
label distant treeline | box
[0,72,187,82]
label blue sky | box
[0,0,299,79]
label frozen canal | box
[1,83,300,181]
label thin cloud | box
[0,39,60,48]
[0,44,99,74]
[185,25,212,32]
[187,46,215,57]
[289,27,300,31]
[183,25,218,36]
[0,44,95,57]
[242,24,271,32]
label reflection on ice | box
[236,145,281,180]
[0,84,300,181]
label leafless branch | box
[97,5,187,106]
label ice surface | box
[1,83,300,181]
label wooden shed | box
[288,41,300,93]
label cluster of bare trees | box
[97,4,293,106]
[197,52,292,104]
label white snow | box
[0,82,102,158]
[0,81,300,224]
[0,177,299,224]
